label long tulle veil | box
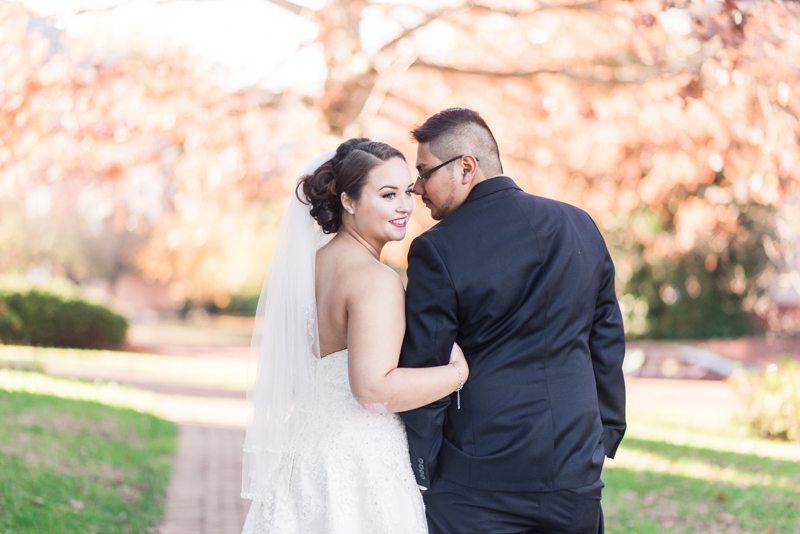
[241,149,336,531]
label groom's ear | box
[460,154,479,185]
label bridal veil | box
[241,150,335,523]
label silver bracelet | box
[448,362,463,409]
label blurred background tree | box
[1,0,799,339]
[0,3,330,306]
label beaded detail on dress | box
[242,350,428,534]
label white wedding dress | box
[242,349,428,534]
[241,150,428,533]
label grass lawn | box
[0,344,248,391]
[0,389,176,534]
[3,343,799,533]
[603,379,800,534]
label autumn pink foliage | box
[2,0,799,337]
[0,4,323,304]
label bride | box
[241,138,469,534]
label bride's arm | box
[346,266,466,413]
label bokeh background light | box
[2,0,798,340]
[2,2,800,533]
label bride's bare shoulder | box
[317,241,403,294]
[356,260,403,292]
[346,260,404,318]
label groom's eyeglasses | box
[417,155,479,183]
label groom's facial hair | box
[428,197,455,220]
[423,184,458,220]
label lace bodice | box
[315,349,357,406]
[242,349,428,534]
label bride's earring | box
[348,208,354,214]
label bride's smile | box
[389,216,407,228]
[340,156,414,252]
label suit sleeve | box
[398,235,459,487]
[588,232,627,459]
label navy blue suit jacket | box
[399,176,626,492]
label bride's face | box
[346,157,414,244]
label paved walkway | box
[129,383,250,534]
[61,366,252,533]
[160,424,250,534]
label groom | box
[399,108,626,534]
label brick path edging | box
[160,424,250,534]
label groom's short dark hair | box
[411,108,503,176]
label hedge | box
[735,358,800,442]
[0,289,128,350]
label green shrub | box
[735,359,800,441]
[220,294,260,316]
[0,289,128,350]
[607,199,773,341]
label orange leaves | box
[637,149,708,207]
[749,172,781,206]
[5,0,800,312]
[0,3,332,298]
[675,197,718,252]
[637,168,669,207]
[105,163,124,180]
[679,78,704,101]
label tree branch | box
[412,60,562,78]
[76,0,307,17]
[383,91,430,116]
[373,0,602,56]
[263,0,305,16]
[376,4,464,55]
[467,0,602,16]
[410,59,668,85]
[75,0,198,15]
[343,52,419,138]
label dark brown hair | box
[298,138,405,234]
[411,108,503,176]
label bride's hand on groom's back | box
[449,342,469,384]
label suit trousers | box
[424,476,604,534]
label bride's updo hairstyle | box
[299,138,405,234]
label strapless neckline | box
[321,348,347,359]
